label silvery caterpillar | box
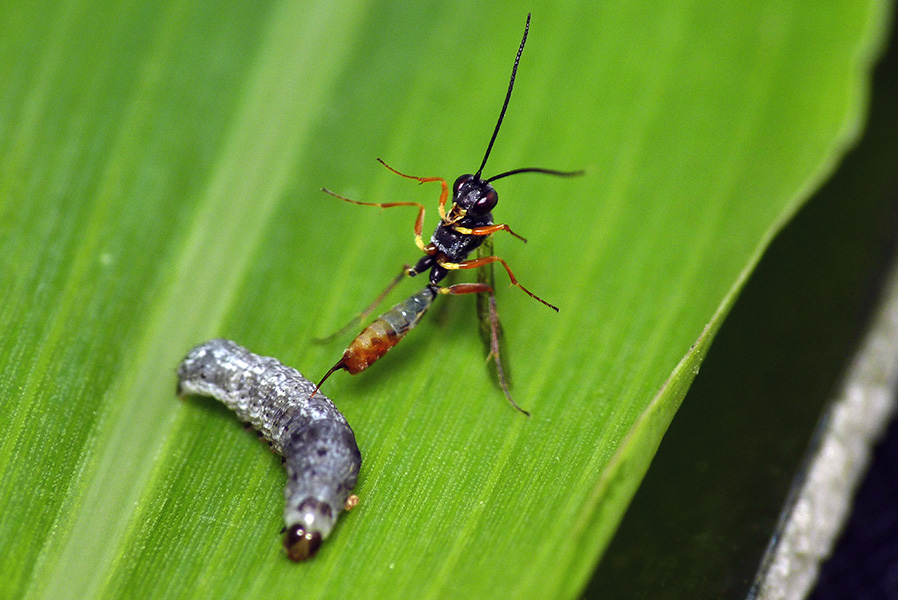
[177,339,361,561]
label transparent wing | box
[476,237,513,391]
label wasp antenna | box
[486,167,585,183]
[474,13,531,181]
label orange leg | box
[439,255,559,312]
[437,282,493,295]
[453,223,527,243]
[321,188,427,251]
[377,158,450,221]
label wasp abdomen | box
[339,285,438,374]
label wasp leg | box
[376,158,451,221]
[313,266,411,344]
[437,282,492,295]
[438,255,559,312]
[321,188,428,251]
[452,222,527,243]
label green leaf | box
[0,1,889,598]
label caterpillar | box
[176,339,362,561]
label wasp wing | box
[476,237,513,391]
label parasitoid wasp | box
[313,13,582,414]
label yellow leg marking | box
[453,223,527,242]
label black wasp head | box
[453,174,498,217]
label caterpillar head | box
[283,498,333,561]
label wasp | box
[314,14,582,414]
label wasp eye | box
[453,174,475,195]
[473,188,498,214]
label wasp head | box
[451,173,498,218]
